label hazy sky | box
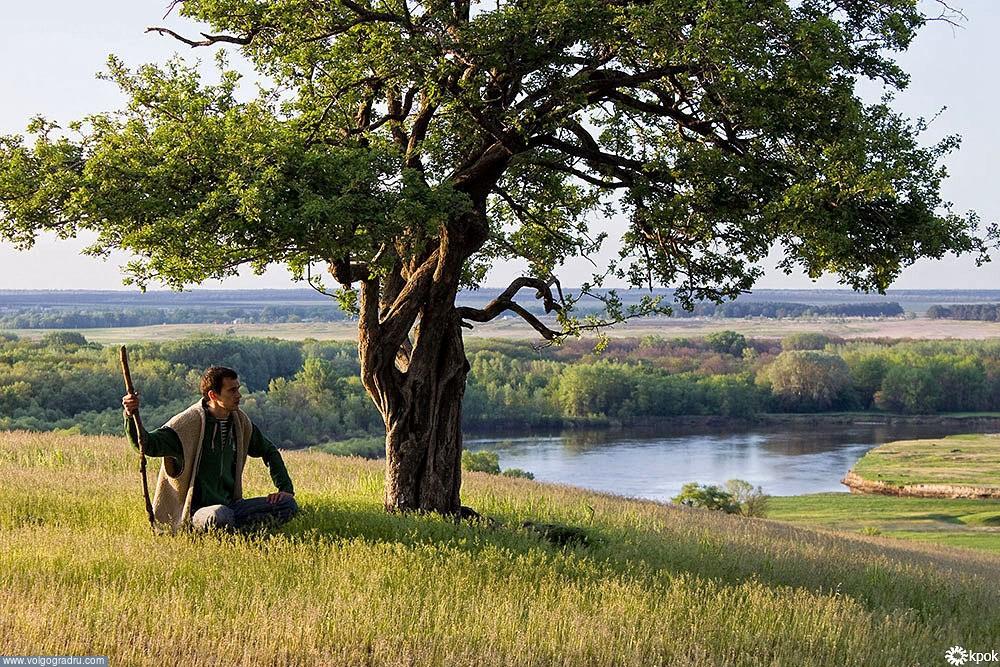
[1,1,998,291]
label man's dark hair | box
[200,366,238,400]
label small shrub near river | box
[672,479,769,517]
[462,449,534,479]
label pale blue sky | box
[1,1,998,291]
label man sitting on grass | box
[123,366,298,533]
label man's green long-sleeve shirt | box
[125,407,293,509]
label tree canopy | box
[1,0,990,314]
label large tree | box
[0,0,991,514]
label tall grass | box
[1,431,997,666]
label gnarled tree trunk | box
[353,213,484,514]
[343,168,551,514]
[381,318,469,513]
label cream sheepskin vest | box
[151,400,253,533]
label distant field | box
[9,314,1000,343]
[843,434,1000,498]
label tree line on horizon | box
[0,305,350,329]
[926,304,1000,321]
[668,302,903,319]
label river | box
[465,422,995,500]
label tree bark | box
[356,211,487,515]
[381,317,469,513]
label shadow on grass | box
[285,501,590,554]
[905,513,964,524]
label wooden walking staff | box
[120,345,156,531]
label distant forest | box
[669,302,903,319]
[0,306,349,329]
[4,331,1000,450]
[926,304,1000,321]
[18,287,1000,329]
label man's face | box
[209,377,242,412]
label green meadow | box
[768,493,1000,553]
[848,433,1000,489]
[1,431,998,666]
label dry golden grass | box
[1,430,998,666]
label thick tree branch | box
[452,141,515,202]
[457,301,559,340]
[395,336,413,373]
[380,254,407,314]
[507,303,561,340]
[359,275,402,418]
[529,134,646,173]
[515,64,694,118]
[386,88,412,150]
[406,93,438,170]
[456,276,563,339]
[340,0,409,26]
[380,249,440,349]
[360,277,381,338]
[328,258,370,285]
[602,90,746,154]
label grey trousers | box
[191,495,299,532]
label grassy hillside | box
[1,432,998,666]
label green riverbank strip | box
[848,433,1000,489]
[769,493,1000,553]
[777,434,1000,552]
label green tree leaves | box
[2,0,987,312]
[758,350,853,411]
[3,56,404,290]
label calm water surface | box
[465,423,993,500]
